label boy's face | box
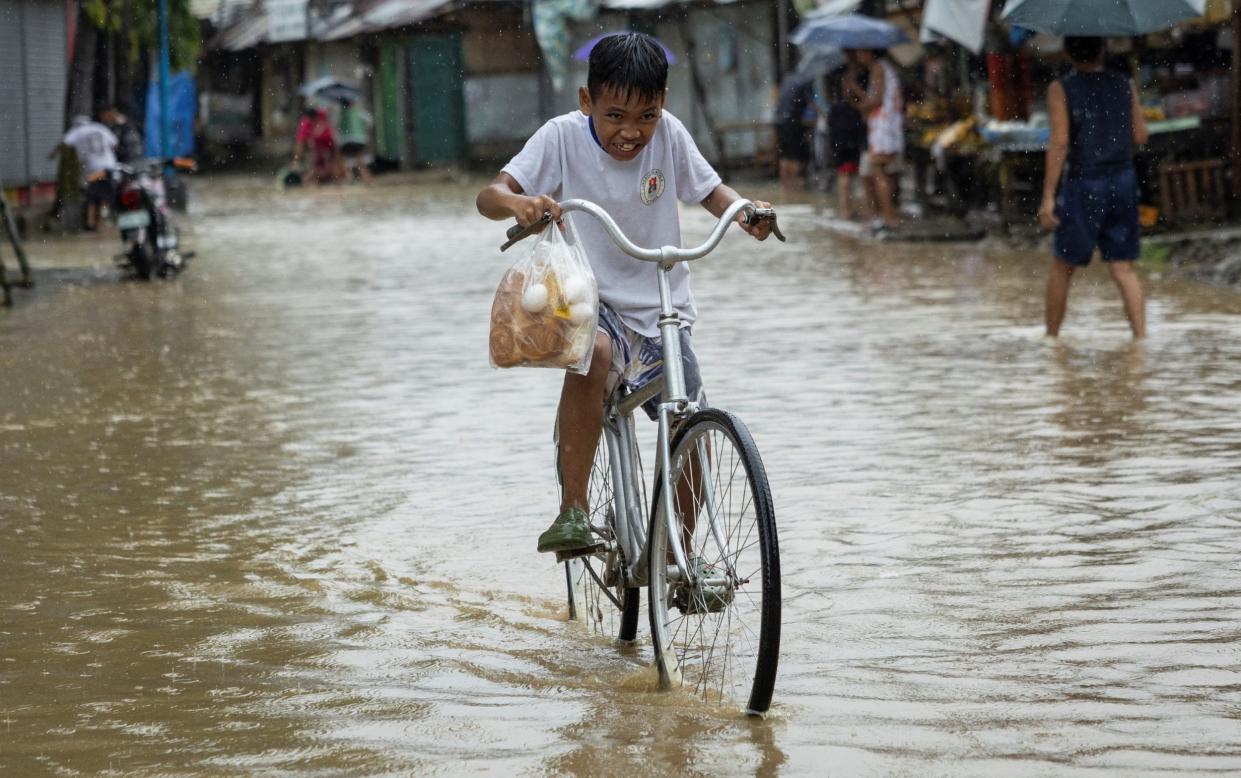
[579,86,665,162]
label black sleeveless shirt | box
[1060,70,1133,179]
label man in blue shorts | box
[1038,36,1148,339]
[476,33,773,555]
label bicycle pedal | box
[555,543,606,562]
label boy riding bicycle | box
[476,32,773,556]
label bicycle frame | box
[558,198,758,590]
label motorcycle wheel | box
[159,225,184,277]
[129,231,158,280]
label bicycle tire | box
[647,408,780,714]
[564,426,640,642]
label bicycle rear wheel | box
[647,408,780,714]
[564,427,640,642]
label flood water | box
[3,177,1240,775]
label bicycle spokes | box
[648,411,779,714]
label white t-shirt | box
[502,110,721,336]
[63,123,119,176]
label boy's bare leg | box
[1045,258,1075,337]
[1108,260,1146,338]
[675,438,707,551]
[557,332,612,512]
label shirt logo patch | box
[639,168,665,205]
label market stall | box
[905,9,1235,232]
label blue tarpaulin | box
[145,71,196,158]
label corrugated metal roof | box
[217,9,270,50]
[191,0,258,23]
[598,0,739,9]
[320,0,454,40]
[212,0,456,49]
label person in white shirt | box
[51,115,119,231]
[476,32,774,555]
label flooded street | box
[3,177,1241,775]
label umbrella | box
[572,31,678,64]
[795,45,846,78]
[299,76,364,103]
[999,0,1207,36]
[790,13,910,50]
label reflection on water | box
[2,178,1240,774]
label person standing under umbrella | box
[775,72,818,191]
[844,48,903,231]
[337,97,374,185]
[1038,36,1148,339]
[828,57,868,221]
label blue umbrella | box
[1000,0,1206,36]
[795,45,846,78]
[790,13,909,50]
[572,31,678,64]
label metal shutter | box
[0,0,31,185]
[0,0,66,187]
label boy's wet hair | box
[587,32,668,104]
[1064,36,1104,64]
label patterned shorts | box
[596,303,706,421]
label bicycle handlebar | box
[501,198,785,258]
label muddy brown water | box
[3,177,1240,775]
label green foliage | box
[1139,242,1172,267]
[83,0,202,72]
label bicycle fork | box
[656,426,740,590]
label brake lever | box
[744,208,787,242]
[500,211,553,252]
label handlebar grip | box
[744,208,787,243]
[499,211,553,252]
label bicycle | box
[503,198,785,715]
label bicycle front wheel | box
[565,426,640,642]
[647,408,780,714]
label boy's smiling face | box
[579,86,665,162]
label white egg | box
[561,275,587,304]
[568,301,595,324]
[521,283,549,312]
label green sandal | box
[536,506,595,554]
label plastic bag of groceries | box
[489,217,599,374]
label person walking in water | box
[1039,36,1148,339]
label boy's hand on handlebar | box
[513,194,562,232]
[738,200,773,241]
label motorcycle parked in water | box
[109,158,196,279]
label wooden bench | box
[1157,158,1228,226]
